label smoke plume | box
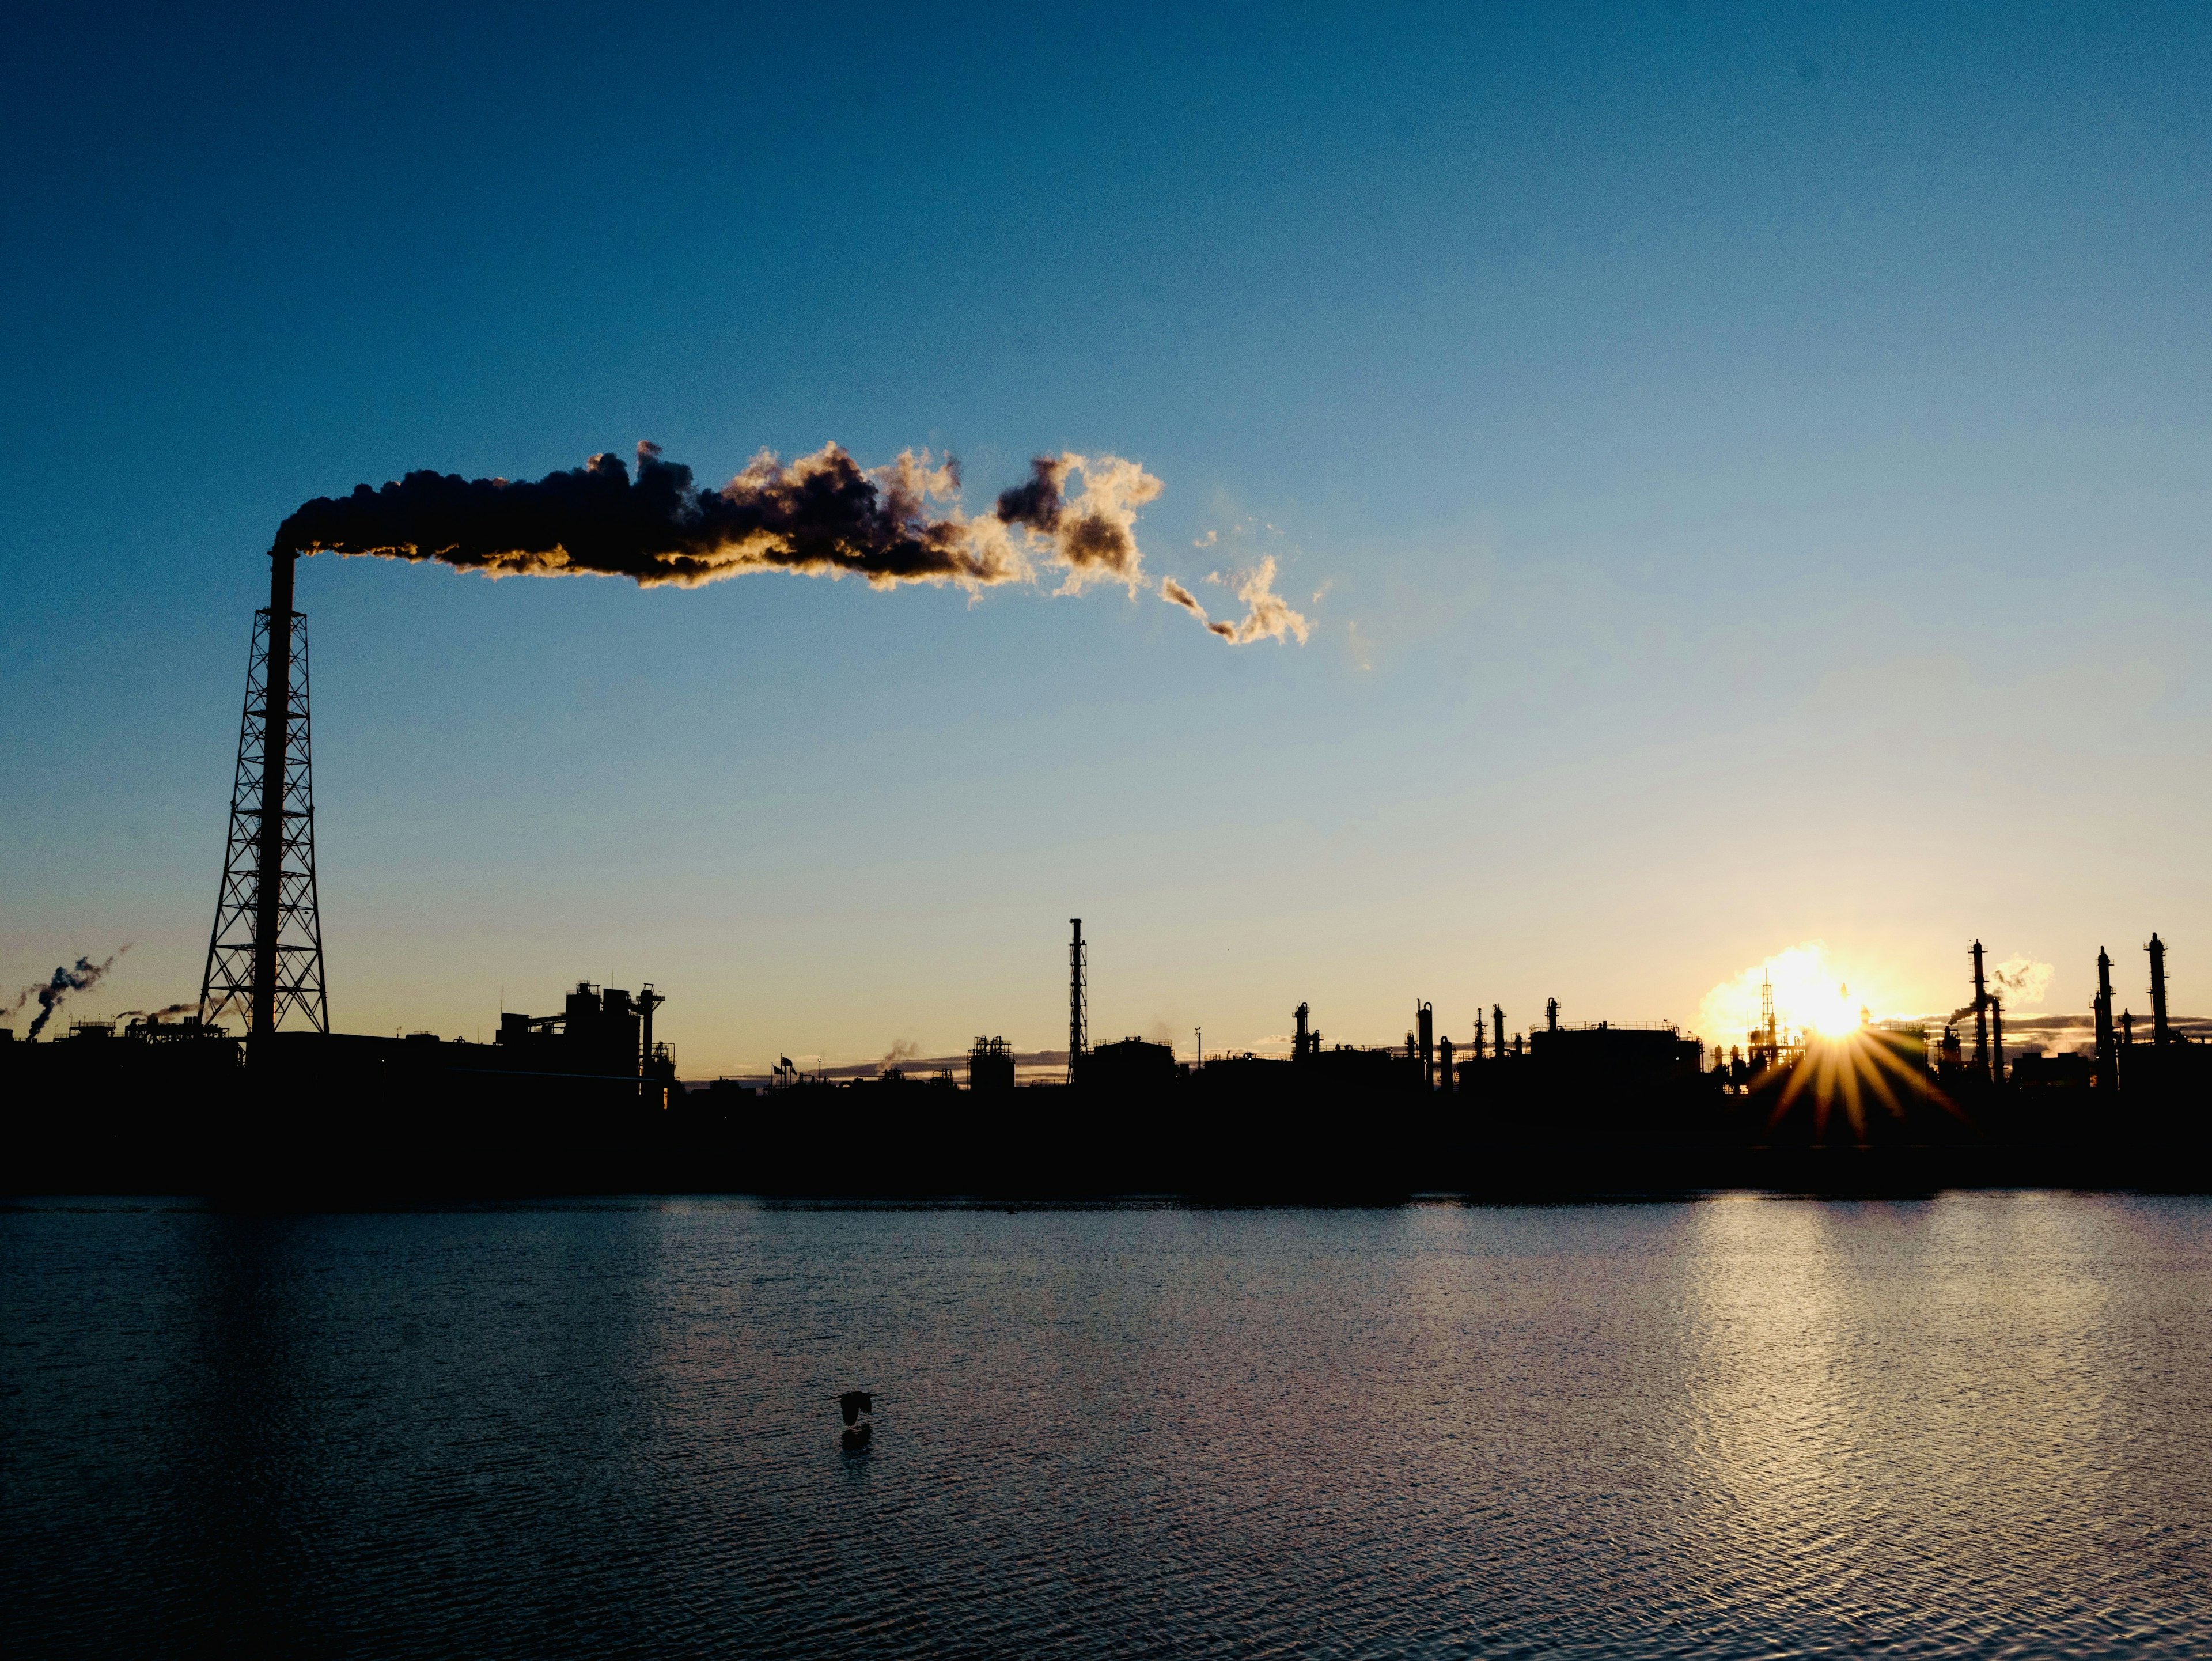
[12,947,130,1039]
[275,442,1162,597]
[1161,576,1236,639]
[1938,957,2053,1025]
[1156,557,1312,645]
[113,1002,200,1024]
[1990,955,2054,1010]
[991,453,1163,591]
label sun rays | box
[1763,1026,1949,1146]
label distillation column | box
[2149,933,2171,1047]
[1971,940,1990,1082]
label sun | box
[1698,940,1878,1046]
[1798,979,1867,1038]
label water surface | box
[4,1195,2208,1657]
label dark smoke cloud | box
[993,453,1160,585]
[275,442,1162,596]
[13,947,130,1039]
[993,456,1071,532]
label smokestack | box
[1989,994,2005,1086]
[1416,1001,1434,1090]
[2094,947,2118,1087]
[1546,997,1559,1034]
[1439,1034,1455,1096]
[1293,1001,1310,1061]
[250,550,298,1042]
[1971,940,1990,1083]
[637,983,666,1104]
[1491,1004,1505,1061]
[2149,933,2171,1046]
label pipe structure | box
[1989,994,2005,1086]
[1438,1034,1455,1096]
[1416,1001,1434,1089]
[2149,933,2171,1046]
[1492,1004,1505,1061]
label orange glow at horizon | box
[1698,941,1881,1046]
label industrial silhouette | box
[200,548,327,1038]
[2,551,2209,1198]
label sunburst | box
[1764,1026,1949,1145]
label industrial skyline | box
[5,5,2210,1077]
[12,534,2203,1075]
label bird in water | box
[838,1390,874,1448]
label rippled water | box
[4,1195,2209,1658]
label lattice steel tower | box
[1068,918,1088,1083]
[200,549,328,1039]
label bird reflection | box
[838,1390,874,1451]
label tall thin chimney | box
[1989,994,2005,1086]
[202,547,326,1045]
[2094,947,2118,1086]
[1416,1001,1434,1089]
[2149,933,2171,1046]
[251,550,297,1039]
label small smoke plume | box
[1157,557,1311,645]
[13,947,130,1039]
[878,1037,921,1073]
[113,1002,200,1024]
[1990,955,2054,1011]
[1161,576,1236,638]
[276,442,1162,598]
[1214,557,1312,645]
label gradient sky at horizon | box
[3,1,2208,1072]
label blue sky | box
[4,2,2208,1071]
